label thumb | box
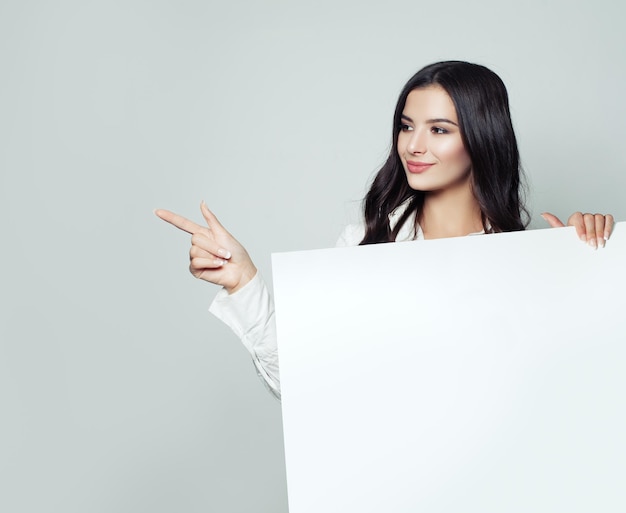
[541,212,565,228]
[200,201,228,233]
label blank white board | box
[272,224,626,513]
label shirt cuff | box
[208,271,272,347]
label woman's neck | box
[419,184,483,240]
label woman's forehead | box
[403,86,458,121]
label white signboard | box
[272,225,626,513]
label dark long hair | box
[360,61,529,244]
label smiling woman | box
[155,60,614,400]
[400,88,473,194]
[398,86,478,238]
[361,61,527,244]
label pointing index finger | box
[154,208,204,235]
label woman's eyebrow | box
[400,114,458,126]
[426,117,458,126]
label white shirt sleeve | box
[209,272,281,400]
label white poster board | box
[272,225,626,513]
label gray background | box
[1,0,624,512]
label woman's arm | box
[209,273,280,398]
[155,202,281,398]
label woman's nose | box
[407,129,426,154]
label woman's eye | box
[431,126,448,134]
[400,124,413,132]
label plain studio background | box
[0,1,624,512]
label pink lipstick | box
[406,161,434,174]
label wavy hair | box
[360,61,529,244]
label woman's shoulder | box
[335,199,420,247]
[335,223,365,247]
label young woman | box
[155,61,614,399]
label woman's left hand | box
[542,212,615,249]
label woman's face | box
[397,86,472,193]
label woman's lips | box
[406,161,434,174]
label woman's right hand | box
[154,201,257,294]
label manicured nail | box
[217,249,231,259]
[214,259,225,266]
[599,238,605,249]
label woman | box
[155,61,614,399]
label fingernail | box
[599,238,605,249]
[214,259,225,266]
[217,249,231,259]
[589,238,597,248]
